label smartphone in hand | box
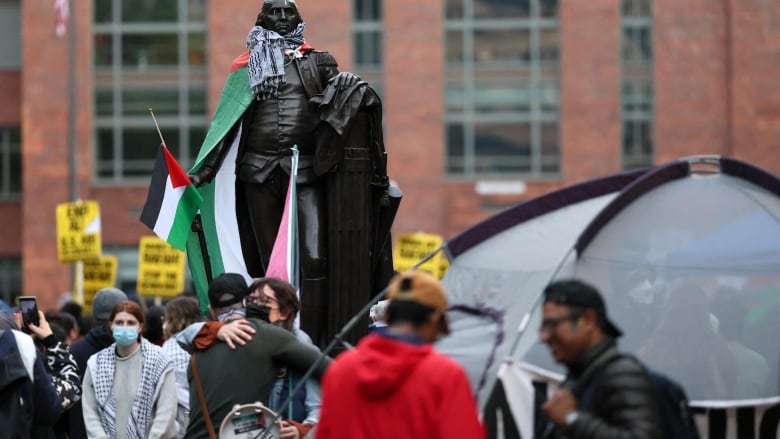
[17,296,40,328]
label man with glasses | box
[539,279,661,439]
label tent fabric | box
[435,155,780,437]
[437,170,650,405]
[501,157,780,405]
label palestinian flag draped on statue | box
[140,143,203,251]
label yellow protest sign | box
[56,201,102,263]
[393,233,445,278]
[137,236,186,298]
[80,256,118,315]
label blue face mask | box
[217,308,246,322]
[112,326,139,347]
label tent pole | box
[506,247,578,358]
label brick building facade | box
[1,0,778,310]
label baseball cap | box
[543,279,623,338]
[92,287,128,324]
[387,270,450,334]
[208,273,249,308]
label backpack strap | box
[191,355,216,439]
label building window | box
[621,0,653,169]
[0,127,21,199]
[445,0,560,178]
[0,0,21,69]
[0,257,21,306]
[353,0,383,96]
[93,0,208,183]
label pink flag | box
[54,0,69,37]
[265,147,299,287]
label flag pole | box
[148,108,167,146]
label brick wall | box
[16,0,780,309]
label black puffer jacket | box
[556,339,662,439]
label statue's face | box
[259,0,301,35]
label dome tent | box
[435,156,780,438]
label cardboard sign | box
[56,201,102,263]
[80,256,118,315]
[137,236,185,298]
[393,232,445,278]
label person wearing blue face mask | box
[81,301,179,439]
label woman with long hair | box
[161,296,205,437]
[81,301,178,438]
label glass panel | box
[474,29,530,63]
[539,29,559,64]
[622,120,653,168]
[622,80,653,112]
[122,129,178,177]
[355,0,381,21]
[122,0,178,23]
[188,127,208,161]
[474,122,531,173]
[474,0,529,19]
[446,123,465,174]
[96,129,115,178]
[95,89,114,115]
[122,34,179,67]
[445,82,465,112]
[188,33,206,66]
[446,30,464,64]
[540,0,559,18]
[540,81,560,111]
[124,88,179,116]
[540,122,559,173]
[9,146,21,193]
[446,0,464,19]
[94,0,112,23]
[94,34,114,67]
[189,87,207,116]
[474,81,530,112]
[354,31,382,67]
[622,27,652,64]
[188,0,208,21]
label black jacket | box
[555,339,662,439]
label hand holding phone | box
[18,296,40,328]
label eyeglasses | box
[243,293,279,307]
[539,312,582,334]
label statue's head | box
[256,0,302,35]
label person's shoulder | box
[603,353,645,375]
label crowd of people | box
[0,269,490,439]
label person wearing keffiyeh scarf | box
[81,301,178,439]
[246,21,306,100]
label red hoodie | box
[316,332,485,439]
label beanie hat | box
[92,287,128,324]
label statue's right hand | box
[189,166,215,187]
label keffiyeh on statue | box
[246,21,306,100]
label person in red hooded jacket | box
[315,271,485,439]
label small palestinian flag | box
[140,144,203,251]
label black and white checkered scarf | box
[246,22,306,100]
[88,338,173,439]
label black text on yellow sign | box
[393,233,447,279]
[80,256,118,315]
[56,201,102,263]
[137,236,186,298]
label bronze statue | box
[188,0,398,346]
